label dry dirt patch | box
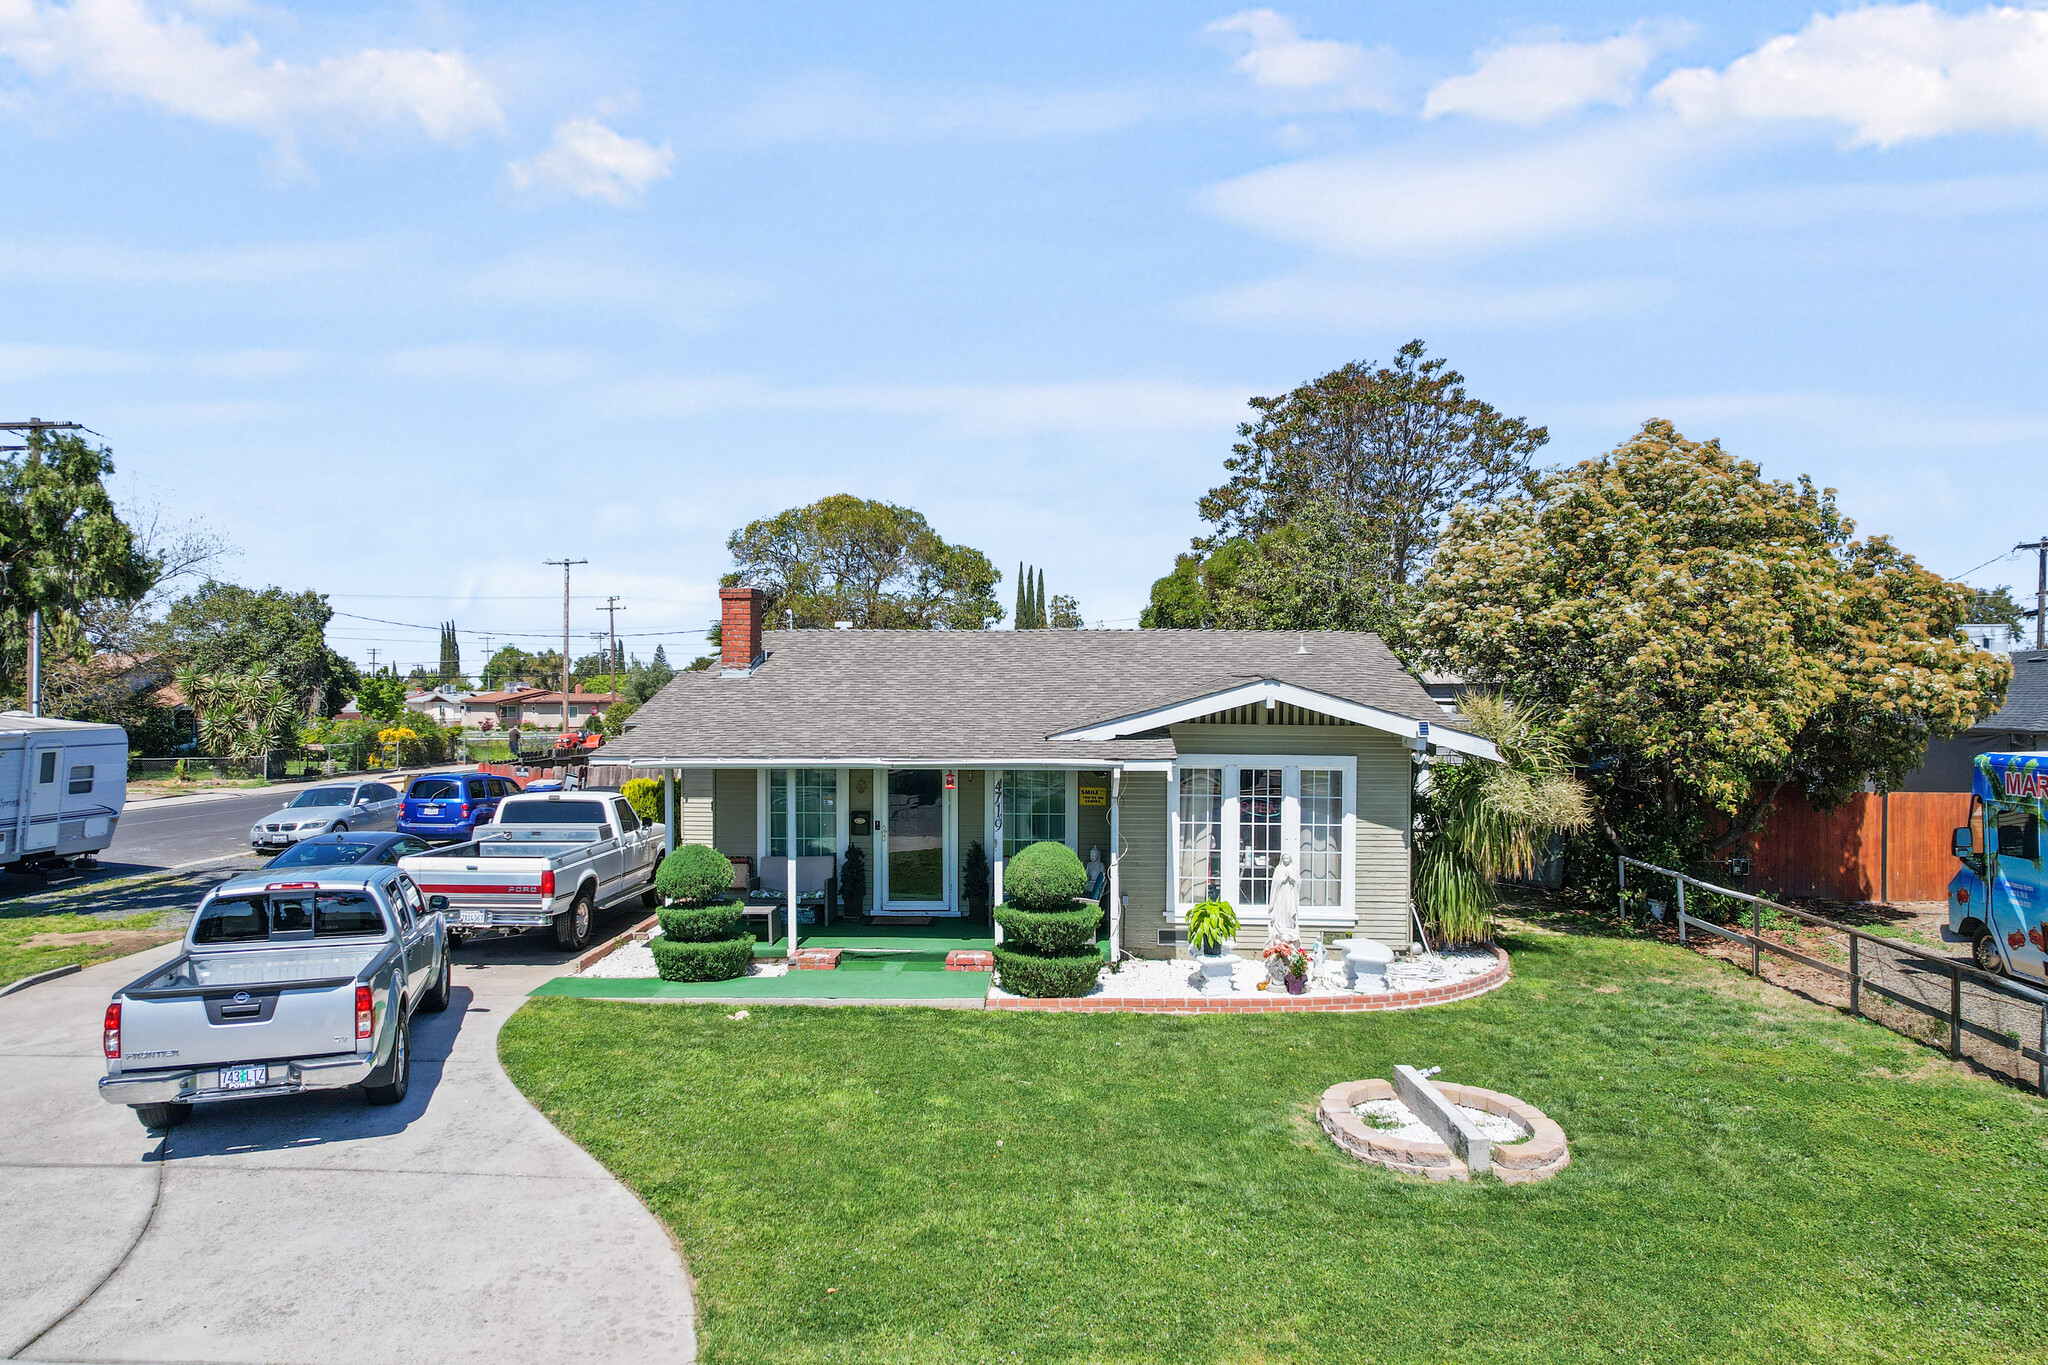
[20,928,181,954]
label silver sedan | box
[249,780,402,851]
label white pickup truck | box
[99,864,448,1130]
[398,789,662,950]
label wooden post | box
[1949,964,1963,1059]
[1617,857,1626,923]
[1676,877,1688,945]
[1848,934,1861,1017]
[1751,900,1761,977]
[1880,789,1891,905]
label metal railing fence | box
[1620,855,2048,1094]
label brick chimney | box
[720,586,766,674]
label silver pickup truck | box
[99,864,449,1130]
[399,789,662,950]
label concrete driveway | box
[0,924,694,1364]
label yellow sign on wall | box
[1079,786,1107,807]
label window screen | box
[1002,771,1065,860]
[1176,768,1222,905]
[1299,770,1344,907]
[769,769,837,858]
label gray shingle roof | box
[1978,651,2048,733]
[600,629,1443,765]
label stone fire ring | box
[1317,1079,1570,1183]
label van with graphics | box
[1949,751,2048,980]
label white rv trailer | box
[0,714,128,870]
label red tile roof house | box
[598,587,1497,960]
[462,686,619,729]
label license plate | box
[459,909,490,927]
[421,806,440,817]
[218,1064,268,1090]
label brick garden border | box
[985,944,1510,1014]
[1317,1077,1570,1183]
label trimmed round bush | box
[995,903,1101,955]
[993,944,1105,999]
[651,933,755,982]
[656,843,735,905]
[658,902,744,943]
[1002,841,1087,911]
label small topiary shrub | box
[658,902,744,942]
[1003,841,1087,910]
[995,903,1101,955]
[652,933,755,982]
[656,843,735,905]
[993,943,1105,998]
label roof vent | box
[1296,634,1308,655]
[835,621,853,630]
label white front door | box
[880,768,951,910]
[23,742,62,851]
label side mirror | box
[429,895,449,912]
[1953,826,1974,857]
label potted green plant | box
[1186,899,1239,988]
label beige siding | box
[680,769,715,846]
[1117,770,1171,959]
[1167,723,1414,947]
[713,767,756,860]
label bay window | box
[1170,756,1354,922]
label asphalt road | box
[103,788,301,872]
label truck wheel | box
[554,889,594,950]
[363,1014,410,1105]
[419,948,452,1013]
[1971,930,2006,976]
[641,877,662,908]
[133,1101,191,1131]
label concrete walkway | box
[0,929,695,1364]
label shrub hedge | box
[622,777,664,825]
[993,944,1105,999]
[658,902,744,943]
[994,903,1101,955]
[656,844,735,905]
[652,933,755,982]
[1003,841,1087,911]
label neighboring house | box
[461,685,618,729]
[1961,620,2029,653]
[1901,649,2048,793]
[597,587,1496,960]
[405,684,473,725]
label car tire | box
[419,948,452,1012]
[1971,929,2006,976]
[133,1101,191,1131]
[332,823,348,834]
[554,888,594,950]
[363,1013,410,1105]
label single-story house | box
[405,684,473,725]
[596,587,1496,960]
[461,685,620,730]
[1901,649,2047,793]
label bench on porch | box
[741,854,837,939]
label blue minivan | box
[399,771,520,843]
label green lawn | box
[0,908,175,986]
[500,912,2048,1364]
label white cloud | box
[0,0,502,152]
[1654,3,2048,147]
[507,116,673,205]
[1204,8,1394,110]
[1199,124,1681,256]
[1424,25,1685,125]
[727,73,1149,143]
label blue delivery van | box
[1947,751,2048,982]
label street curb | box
[11,858,251,912]
[0,963,81,997]
[572,914,660,973]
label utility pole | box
[545,558,586,734]
[367,648,379,671]
[4,420,84,716]
[2022,537,2048,650]
[596,596,626,703]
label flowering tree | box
[1414,420,2008,877]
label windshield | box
[289,787,354,808]
[192,892,387,942]
[268,841,371,868]
[410,778,461,800]
[498,799,608,824]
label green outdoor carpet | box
[748,919,996,956]
[534,962,993,1001]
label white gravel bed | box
[1354,1096,1528,1144]
[987,945,1498,1001]
[578,934,788,980]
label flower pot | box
[1285,975,1307,995]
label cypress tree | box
[1014,562,1027,629]
[1034,570,1046,631]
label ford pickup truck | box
[398,789,661,950]
[99,864,449,1130]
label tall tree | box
[153,583,359,719]
[1034,570,1046,631]
[1014,562,1028,629]
[438,621,461,682]
[726,494,1002,630]
[1415,420,2008,881]
[1049,594,1083,629]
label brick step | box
[944,949,995,971]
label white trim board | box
[1048,679,1501,762]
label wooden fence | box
[1748,790,1971,903]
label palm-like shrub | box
[178,665,296,759]
[1415,694,1593,945]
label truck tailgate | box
[120,947,380,1071]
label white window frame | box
[1166,754,1357,929]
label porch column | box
[989,769,1004,945]
[784,767,799,955]
[662,769,675,855]
[1108,768,1122,962]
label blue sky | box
[2,0,2045,673]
